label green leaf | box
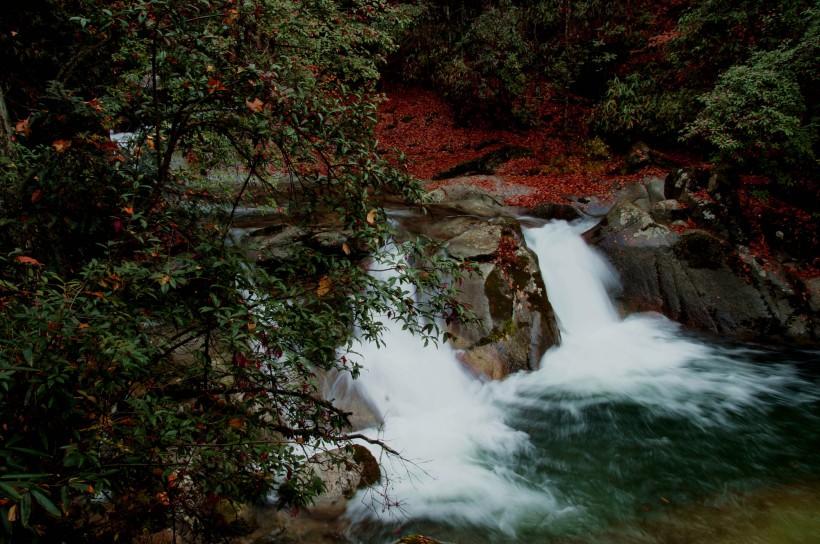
[0,482,21,501]
[8,447,52,458]
[30,489,62,518]
[0,506,11,533]
[20,492,31,527]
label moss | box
[351,444,380,489]
[475,318,517,347]
[485,268,514,322]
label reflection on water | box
[341,220,820,544]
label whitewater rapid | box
[339,219,817,540]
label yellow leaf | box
[245,98,264,112]
[317,275,332,297]
[7,504,18,522]
[366,209,377,225]
[157,275,171,285]
[52,139,71,153]
[342,243,350,255]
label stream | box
[338,219,820,544]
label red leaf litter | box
[376,85,675,207]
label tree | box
[0,1,471,541]
[683,48,814,177]
[681,2,819,181]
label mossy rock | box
[351,444,380,489]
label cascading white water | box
[342,248,563,532]
[342,220,819,543]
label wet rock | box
[621,141,652,173]
[527,202,583,222]
[440,217,561,378]
[584,200,678,249]
[236,446,378,544]
[399,207,560,378]
[446,223,504,260]
[307,446,380,519]
[594,231,808,340]
[584,176,815,342]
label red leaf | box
[14,256,41,267]
[14,118,30,138]
[208,77,227,94]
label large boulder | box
[599,232,808,338]
[440,216,561,379]
[396,202,561,379]
[586,177,817,342]
[584,200,678,249]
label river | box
[339,219,820,544]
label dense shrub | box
[0,1,472,541]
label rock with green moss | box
[442,216,560,378]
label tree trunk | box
[0,85,15,160]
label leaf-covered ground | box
[375,85,676,207]
[376,85,818,279]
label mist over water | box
[342,220,820,543]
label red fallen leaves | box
[376,85,671,207]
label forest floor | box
[375,85,818,279]
[375,84,682,207]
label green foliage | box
[683,47,817,180]
[0,0,472,541]
[592,73,698,145]
[667,0,814,87]
[438,5,533,122]
[395,0,632,125]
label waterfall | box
[341,220,819,543]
